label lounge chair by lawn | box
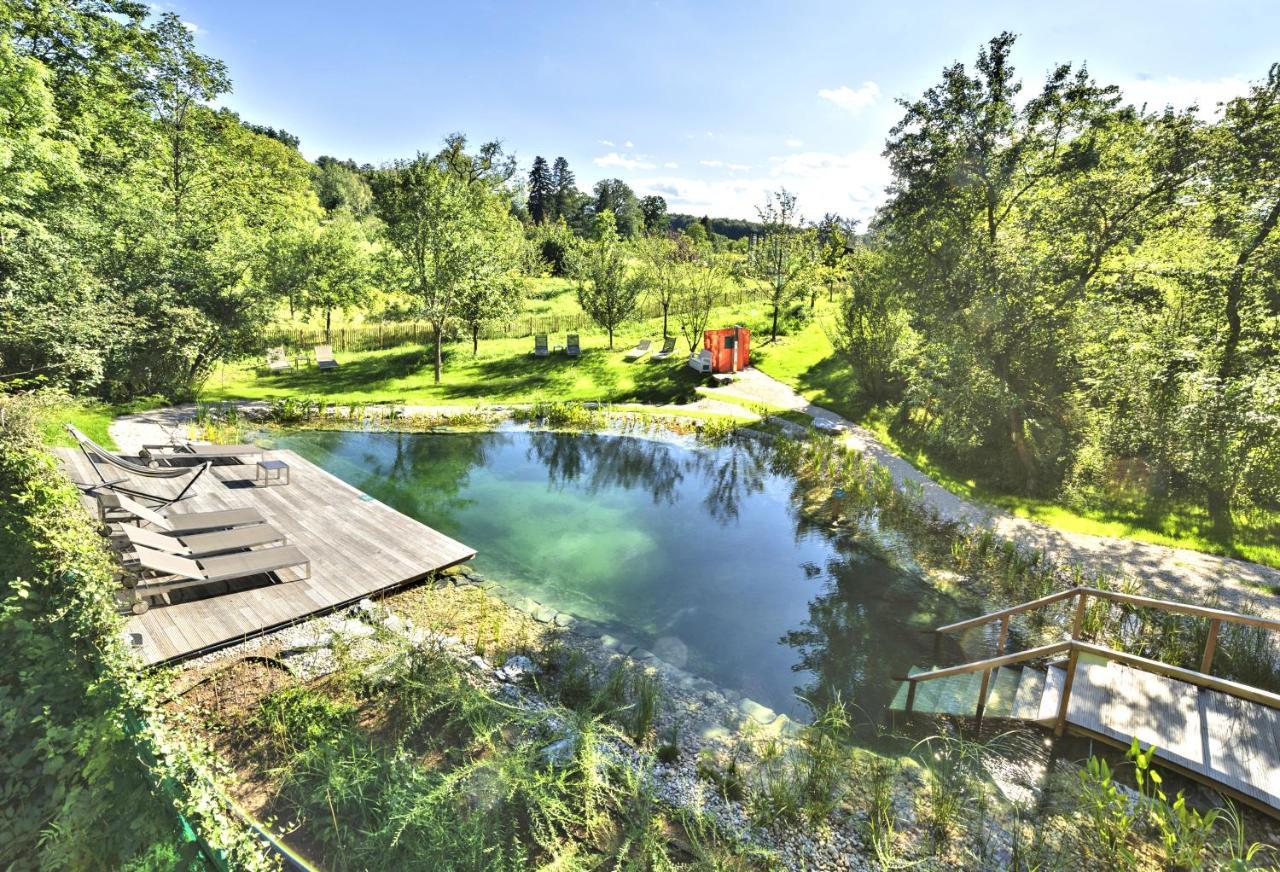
[625,339,652,360]
[315,345,339,369]
[264,346,291,372]
[123,543,310,613]
[141,441,263,465]
[117,522,287,558]
[66,423,208,504]
[98,491,266,533]
[651,336,678,360]
[566,334,581,357]
[533,334,550,357]
[688,348,713,373]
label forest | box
[1,5,1277,545]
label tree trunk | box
[607,326,614,349]
[661,303,669,339]
[1206,487,1234,542]
[433,322,443,384]
[1007,407,1037,494]
[472,322,480,355]
[325,307,332,343]
[771,302,780,342]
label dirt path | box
[705,368,1280,620]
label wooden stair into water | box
[891,658,1280,813]
[56,447,476,666]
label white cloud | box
[632,147,890,223]
[818,81,881,114]
[1117,75,1250,119]
[624,140,634,148]
[785,138,804,148]
[597,139,615,147]
[700,159,752,173]
[699,159,724,168]
[663,161,679,169]
[182,19,202,33]
[593,152,656,171]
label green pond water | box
[275,429,967,721]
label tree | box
[311,156,373,215]
[635,232,691,338]
[828,247,910,401]
[748,189,818,342]
[551,156,575,220]
[374,145,512,383]
[593,178,642,237]
[674,251,723,353]
[815,213,857,305]
[572,210,640,348]
[455,214,526,354]
[527,156,554,224]
[639,195,668,233]
[303,211,374,341]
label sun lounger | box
[265,346,292,372]
[625,339,652,360]
[533,334,550,357]
[65,423,208,504]
[315,344,339,369]
[97,491,265,533]
[140,441,263,465]
[688,348,713,373]
[116,522,287,558]
[122,544,310,613]
[651,337,678,360]
[565,334,581,357]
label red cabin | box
[703,327,750,374]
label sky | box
[172,0,1278,222]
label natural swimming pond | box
[275,429,968,721]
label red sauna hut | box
[690,326,751,374]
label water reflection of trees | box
[526,433,688,505]
[688,438,770,523]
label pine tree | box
[527,155,553,223]
[551,156,575,220]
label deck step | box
[1036,664,1067,725]
[981,667,1022,719]
[1011,667,1047,721]
[889,666,982,715]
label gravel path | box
[703,368,1280,620]
[110,383,1280,620]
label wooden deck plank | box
[55,446,475,666]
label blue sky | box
[175,0,1277,221]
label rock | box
[468,655,490,672]
[553,612,575,628]
[335,619,375,639]
[532,605,558,623]
[496,655,537,681]
[383,614,411,634]
[738,698,776,724]
[541,732,579,767]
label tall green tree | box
[527,155,554,224]
[303,210,374,341]
[573,210,640,348]
[748,189,818,342]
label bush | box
[0,392,261,869]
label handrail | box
[934,585,1280,636]
[896,641,1072,684]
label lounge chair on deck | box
[122,544,310,614]
[97,491,266,533]
[565,334,581,357]
[625,339,652,360]
[66,424,208,504]
[140,441,263,465]
[264,346,291,372]
[315,345,339,370]
[688,348,713,373]
[533,334,550,357]
[115,522,287,558]
[651,336,678,360]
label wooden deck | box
[56,447,476,665]
[1045,659,1280,812]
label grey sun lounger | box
[140,441,263,465]
[66,423,208,503]
[265,346,292,372]
[315,344,339,369]
[116,522,287,558]
[565,334,581,357]
[651,336,678,360]
[123,543,310,613]
[624,339,652,360]
[97,491,266,533]
[533,334,550,357]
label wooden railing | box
[897,586,1280,734]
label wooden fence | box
[264,288,756,353]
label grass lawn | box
[37,397,168,450]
